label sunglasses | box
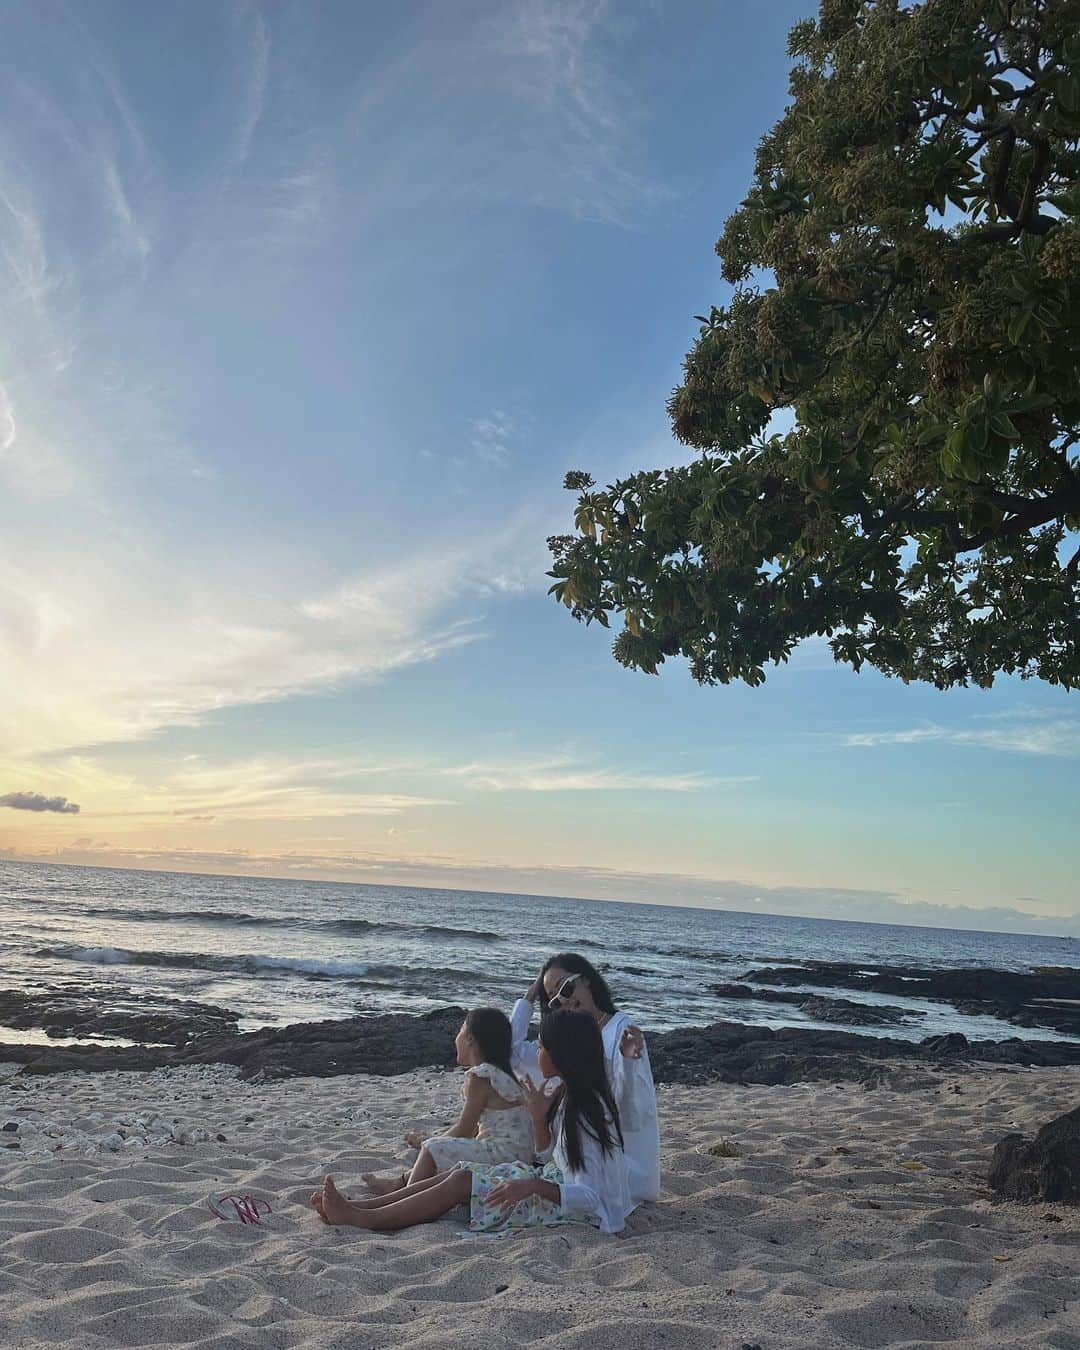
[548,975,580,1009]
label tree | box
[548,0,1080,689]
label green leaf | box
[1006,310,1031,345]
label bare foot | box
[362,1171,405,1196]
[311,1189,327,1221]
[320,1175,353,1226]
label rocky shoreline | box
[2,957,1077,1086]
[3,1001,1080,1086]
[737,959,1080,1036]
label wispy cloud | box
[469,411,516,467]
[230,7,270,167]
[0,790,79,813]
[0,748,739,833]
[0,382,15,452]
[439,757,751,792]
[344,0,663,227]
[0,753,451,825]
[844,712,1080,757]
[0,522,533,756]
[0,179,56,319]
[100,153,150,268]
[150,755,452,820]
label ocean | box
[1,859,1077,1049]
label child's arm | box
[438,1072,488,1139]
[520,1078,553,1154]
[488,1127,609,1217]
[488,1175,561,1209]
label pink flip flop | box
[207,1192,273,1225]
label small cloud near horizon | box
[0,790,80,814]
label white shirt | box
[509,998,661,1205]
[601,1009,661,1204]
[542,1102,634,1235]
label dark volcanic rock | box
[0,985,240,1046]
[646,1020,1080,1087]
[3,1006,466,1080]
[2,1006,1079,1086]
[988,1105,1080,1205]
[711,982,919,1026]
[738,960,1080,1036]
[919,1033,970,1058]
[192,1006,466,1081]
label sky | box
[0,0,1076,938]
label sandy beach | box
[1,1058,1077,1349]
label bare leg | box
[362,1170,407,1196]
[312,1168,456,1215]
[363,1143,439,1196]
[319,1170,471,1230]
[406,1146,440,1187]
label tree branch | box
[989,125,1018,214]
[1017,136,1051,230]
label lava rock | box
[988,1105,1080,1205]
[0,985,240,1045]
[919,1033,970,1058]
[712,982,919,1026]
[736,960,1080,1036]
[2,1005,1078,1087]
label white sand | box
[1,1058,1078,1349]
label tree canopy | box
[548,0,1080,689]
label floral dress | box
[423,1064,536,1171]
[463,1101,632,1236]
[464,1158,567,1233]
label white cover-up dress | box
[509,1000,661,1204]
[422,1063,536,1172]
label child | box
[362,1007,534,1195]
[313,1011,633,1236]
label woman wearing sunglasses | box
[509,953,660,1205]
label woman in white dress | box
[364,1007,535,1196]
[510,953,661,1205]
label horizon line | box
[2,853,1076,946]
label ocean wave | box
[82,906,263,925]
[31,944,503,993]
[321,919,500,942]
[33,944,370,981]
[72,906,500,943]
[356,962,498,986]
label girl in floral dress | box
[314,1011,632,1236]
[362,1007,534,1196]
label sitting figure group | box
[311,953,660,1237]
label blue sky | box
[0,0,1076,936]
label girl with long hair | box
[509,952,660,1204]
[312,1011,633,1236]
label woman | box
[510,952,660,1204]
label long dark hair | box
[539,1011,623,1172]
[538,953,617,1016]
[464,1007,515,1078]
